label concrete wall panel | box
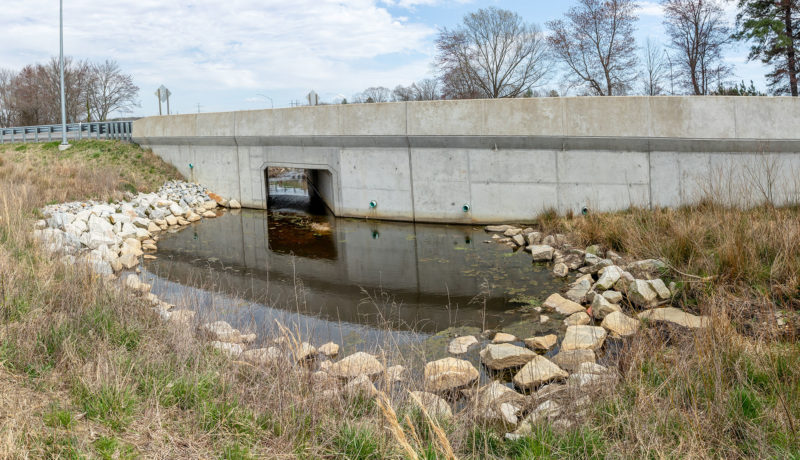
[469,183,559,221]
[339,148,412,191]
[558,183,650,213]
[196,112,235,137]
[407,100,485,136]
[565,97,650,138]
[235,109,275,137]
[557,150,649,185]
[650,97,737,139]
[339,186,414,221]
[468,149,558,183]
[272,105,340,135]
[483,98,563,136]
[339,102,406,136]
[734,97,800,140]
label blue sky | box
[0,0,766,118]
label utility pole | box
[58,0,71,151]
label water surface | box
[141,176,567,353]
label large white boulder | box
[512,355,568,390]
[543,293,585,316]
[424,357,479,393]
[480,344,537,371]
[561,325,607,352]
[328,352,385,380]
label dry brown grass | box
[0,140,798,458]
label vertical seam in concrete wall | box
[555,143,562,213]
[405,102,417,222]
[647,147,653,210]
[234,112,243,202]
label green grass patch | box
[43,403,76,429]
[219,443,256,460]
[93,436,137,460]
[74,382,138,431]
[329,424,388,460]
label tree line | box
[0,58,139,127]
[351,0,798,102]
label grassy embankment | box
[0,140,798,458]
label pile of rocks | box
[33,180,241,275]
[461,223,715,435]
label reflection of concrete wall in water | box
[133,98,800,223]
[146,256,463,332]
[154,211,490,299]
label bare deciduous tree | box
[392,84,415,102]
[414,78,440,101]
[663,0,733,95]
[87,60,140,121]
[641,38,670,95]
[0,68,15,127]
[392,79,441,102]
[1,57,139,126]
[353,86,392,103]
[547,0,640,96]
[435,7,550,99]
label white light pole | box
[58,0,70,151]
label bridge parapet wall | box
[133,97,800,223]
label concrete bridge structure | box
[133,97,800,223]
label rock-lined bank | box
[34,180,242,276]
[31,191,715,440]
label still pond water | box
[140,176,568,359]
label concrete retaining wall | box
[133,97,800,223]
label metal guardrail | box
[0,121,133,144]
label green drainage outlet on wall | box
[462,203,471,213]
[369,200,377,209]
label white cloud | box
[0,0,436,112]
[381,0,472,9]
[638,1,663,17]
